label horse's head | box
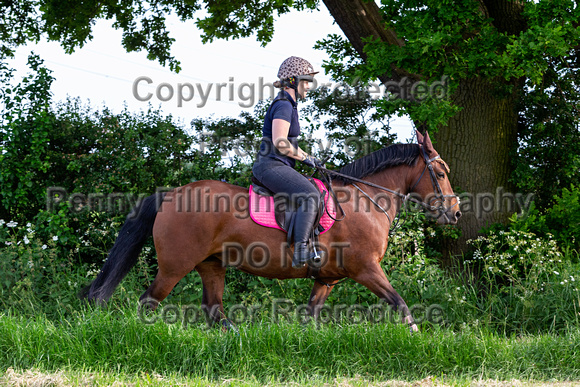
[409,131,461,225]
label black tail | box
[80,191,166,303]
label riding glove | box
[302,155,323,169]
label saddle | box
[249,176,336,245]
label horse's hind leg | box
[139,247,199,310]
[195,258,228,327]
[139,265,194,310]
[139,210,211,310]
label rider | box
[252,56,324,268]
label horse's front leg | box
[351,263,419,332]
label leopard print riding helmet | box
[273,56,319,94]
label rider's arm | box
[271,118,309,162]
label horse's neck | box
[340,165,412,225]
[362,164,411,197]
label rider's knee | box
[297,193,320,211]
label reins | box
[315,166,407,236]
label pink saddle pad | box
[249,178,336,234]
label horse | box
[83,131,460,331]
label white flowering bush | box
[0,213,156,315]
[377,215,580,332]
[456,228,580,332]
[385,210,458,262]
[466,230,564,293]
[0,218,73,310]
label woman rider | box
[252,56,324,268]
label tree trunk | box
[432,77,519,263]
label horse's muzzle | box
[438,208,461,225]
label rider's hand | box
[302,155,323,169]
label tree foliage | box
[0,54,201,220]
[0,54,54,218]
[2,1,578,202]
[328,0,580,205]
[514,50,580,207]
[0,0,316,71]
[2,0,579,253]
[302,83,396,167]
[318,1,580,147]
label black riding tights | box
[252,156,321,211]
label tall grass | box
[1,307,580,383]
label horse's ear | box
[416,130,424,145]
[423,131,436,154]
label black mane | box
[335,144,421,183]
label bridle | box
[315,145,460,225]
[407,146,460,221]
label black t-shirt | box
[259,90,300,167]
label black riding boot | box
[292,196,320,268]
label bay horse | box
[83,131,460,331]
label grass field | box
[1,306,580,386]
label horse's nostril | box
[455,211,462,219]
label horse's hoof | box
[221,319,239,334]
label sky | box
[8,7,414,142]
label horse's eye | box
[437,172,445,179]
